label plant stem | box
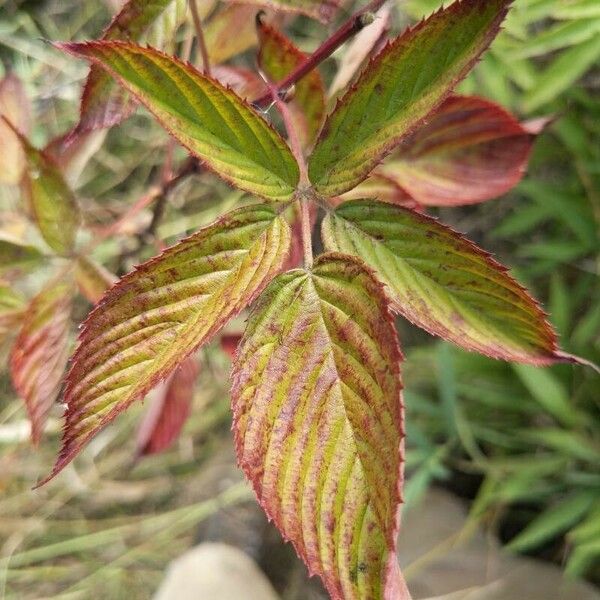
[252,0,385,109]
[299,197,313,268]
[189,0,210,74]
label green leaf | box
[41,204,290,484]
[6,122,81,256]
[10,277,73,444]
[308,0,512,196]
[506,493,595,553]
[553,0,600,19]
[256,16,325,145]
[0,285,25,330]
[322,200,560,364]
[232,253,408,599]
[59,42,300,201]
[77,0,187,132]
[0,238,44,274]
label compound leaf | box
[10,278,73,444]
[308,0,512,196]
[323,200,560,364]
[41,204,290,484]
[59,42,300,201]
[232,253,408,599]
[257,15,326,145]
[377,95,535,206]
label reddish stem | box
[252,0,385,109]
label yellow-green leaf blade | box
[322,200,559,364]
[42,204,291,484]
[59,41,300,201]
[308,0,512,196]
[7,123,81,256]
[232,253,407,599]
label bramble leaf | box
[6,122,81,256]
[322,200,560,364]
[376,95,536,206]
[41,204,290,484]
[77,0,187,132]
[257,16,326,145]
[58,42,300,201]
[232,253,408,599]
[136,356,200,456]
[308,0,512,196]
[0,285,25,331]
[0,238,45,274]
[10,278,73,444]
[0,73,31,184]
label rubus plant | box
[1,0,597,598]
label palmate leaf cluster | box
[0,0,598,597]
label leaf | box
[58,42,300,201]
[256,15,326,145]
[506,493,595,553]
[77,0,187,132]
[136,356,200,456]
[41,204,290,484]
[10,278,73,444]
[0,285,25,330]
[204,4,263,65]
[225,0,340,23]
[0,73,32,184]
[0,238,44,274]
[5,122,81,256]
[329,4,391,98]
[232,253,408,599]
[375,95,535,206]
[220,333,242,359]
[308,0,512,196]
[75,256,117,304]
[322,200,560,364]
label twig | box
[189,0,210,74]
[252,0,385,109]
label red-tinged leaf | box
[323,200,562,365]
[40,204,290,485]
[211,66,264,100]
[308,0,513,196]
[10,278,73,444]
[376,95,536,206]
[232,253,409,599]
[340,173,415,208]
[224,0,340,23]
[257,16,326,145]
[205,4,266,65]
[0,73,32,184]
[220,333,242,360]
[57,42,300,201]
[5,121,81,256]
[329,4,391,97]
[136,357,200,456]
[75,256,117,304]
[77,0,187,133]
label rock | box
[153,542,280,600]
[398,488,599,600]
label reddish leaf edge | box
[326,201,567,366]
[231,251,407,597]
[34,204,291,488]
[54,40,299,202]
[311,0,514,194]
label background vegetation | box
[0,0,598,597]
